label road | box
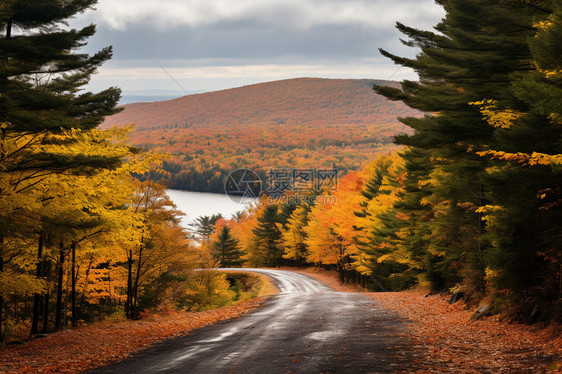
[92,269,414,374]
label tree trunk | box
[71,242,77,327]
[79,257,94,311]
[0,126,6,162]
[0,253,4,342]
[55,240,65,330]
[107,264,112,308]
[154,278,161,309]
[337,262,344,283]
[131,243,144,320]
[31,234,44,334]
[125,250,133,319]
[6,18,12,38]
[42,290,49,333]
[13,294,17,321]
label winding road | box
[92,269,414,374]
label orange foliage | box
[304,172,369,272]
[102,78,419,191]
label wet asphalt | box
[90,269,414,374]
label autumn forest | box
[103,78,419,192]
[0,0,561,372]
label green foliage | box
[251,205,283,267]
[174,271,233,311]
[136,272,187,313]
[225,273,269,301]
[212,226,244,267]
[0,0,122,134]
[371,0,562,319]
[175,271,271,312]
[0,0,201,342]
[189,214,223,241]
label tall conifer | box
[213,226,244,267]
[374,0,547,302]
[0,0,122,173]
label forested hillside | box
[103,78,420,192]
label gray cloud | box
[88,0,443,31]
[88,22,402,61]
[74,0,444,93]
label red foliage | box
[104,78,417,133]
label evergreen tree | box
[1,0,121,132]
[0,0,122,175]
[213,226,243,267]
[373,0,561,319]
[252,205,283,267]
[474,2,562,321]
[0,0,125,335]
[374,0,545,299]
[189,214,223,241]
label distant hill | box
[103,78,419,192]
[118,89,206,105]
[119,95,181,105]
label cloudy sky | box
[74,0,444,97]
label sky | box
[73,0,445,97]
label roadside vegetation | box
[0,1,272,345]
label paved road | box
[92,269,414,374]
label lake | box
[166,189,250,228]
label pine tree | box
[190,214,223,242]
[0,0,122,175]
[252,205,283,267]
[374,0,545,299]
[473,2,562,321]
[1,0,121,131]
[213,226,243,267]
[0,0,126,335]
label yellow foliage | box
[0,122,197,329]
[476,150,562,166]
[470,99,522,129]
[181,271,236,311]
[303,172,367,270]
[281,205,309,261]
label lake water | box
[166,189,250,228]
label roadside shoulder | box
[368,291,561,373]
[0,297,270,374]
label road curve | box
[91,269,413,374]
